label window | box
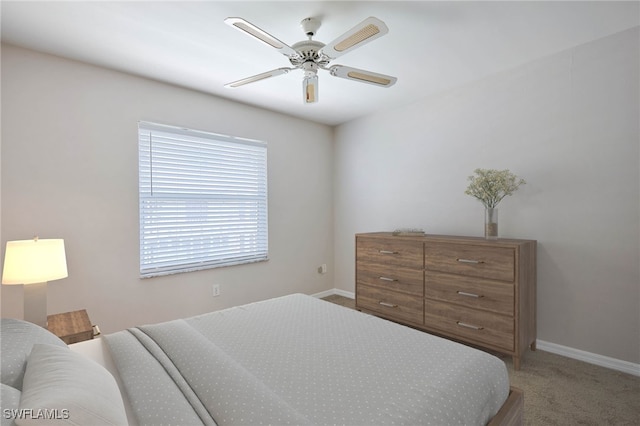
[138,121,268,278]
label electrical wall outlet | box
[318,264,327,274]
[212,284,221,297]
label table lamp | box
[2,237,68,328]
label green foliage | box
[465,168,526,209]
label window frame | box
[138,121,268,278]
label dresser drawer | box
[357,237,423,269]
[425,300,514,351]
[357,285,423,325]
[425,243,514,282]
[357,263,423,296]
[425,271,514,315]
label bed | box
[1,293,523,426]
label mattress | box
[102,293,509,425]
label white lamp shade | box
[2,239,68,285]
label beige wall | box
[333,27,640,364]
[1,44,334,333]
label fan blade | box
[329,65,397,87]
[320,17,389,59]
[225,68,292,88]
[225,17,300,59]
[303,74,318,103]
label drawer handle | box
[457,291,484,298]
[379,276,398,282]
[457,258,485,264]
[456,321,484,330]
[378,301,398,308]
[379,250,399,255]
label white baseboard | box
[312,288,639,377]
[311,288,355,299]
[310,289,336,299]
[537,340,640,377]
[332,288,355,299]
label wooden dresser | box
[355,232,536,370]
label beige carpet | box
[322,295,640,425]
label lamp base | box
[24,282,48,328]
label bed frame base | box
[488,386,524,426]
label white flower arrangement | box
[465,168,526,209]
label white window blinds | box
[138,122,268,278]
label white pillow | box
[16,343,128,426]
[0,318,67,390]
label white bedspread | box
[106,293,509,425]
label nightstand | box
[47,309,96,344]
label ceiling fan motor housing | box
[290,40,329,67]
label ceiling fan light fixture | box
[303,75,318,103]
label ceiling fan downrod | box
[300,17,321,39]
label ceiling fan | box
[224,16,397,104]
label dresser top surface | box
[356,232,536,246]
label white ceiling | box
[2,1,638,126]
